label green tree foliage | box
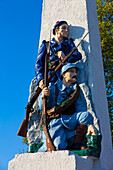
[22,137,29,153]
[96,0,113,144]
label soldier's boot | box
[70,124,87,150]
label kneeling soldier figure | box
[38,63,97,151]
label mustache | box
[72,75,77,79]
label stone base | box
[8,150,112,170]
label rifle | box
[17,27,93,137]
[41,41,56,151]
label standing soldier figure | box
[35,21,82,90]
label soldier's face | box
[63,68,77,84]
[57,24,69,38]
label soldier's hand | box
[56,51,65,60]
[42,87,51,98]
[87,124,97,135]
[39,79,44,90]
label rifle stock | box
[17,88,42,137]
[43,126,56,151]
[17,27,93,137]
[17,119,28,137]
[42,97,56,151]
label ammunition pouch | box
[47,107,60,121]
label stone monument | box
[8,0,113,169]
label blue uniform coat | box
[35,38,82,86]
[38,80,93,151]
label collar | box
[50,38,70,48]
[50,38,58,48]
[70,83,77,90]
[56,79,67,91]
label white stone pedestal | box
[8,151,113,170]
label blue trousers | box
[38,111,93,151]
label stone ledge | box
[8,150,112,170]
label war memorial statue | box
[17,21,102,158]
[9,1,112,169]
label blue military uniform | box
[38,79,93,151]
[35,38,82,86]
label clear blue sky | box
[0,0,43,169]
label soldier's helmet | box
[60,63,79,76]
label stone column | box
[9,0,112,169]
